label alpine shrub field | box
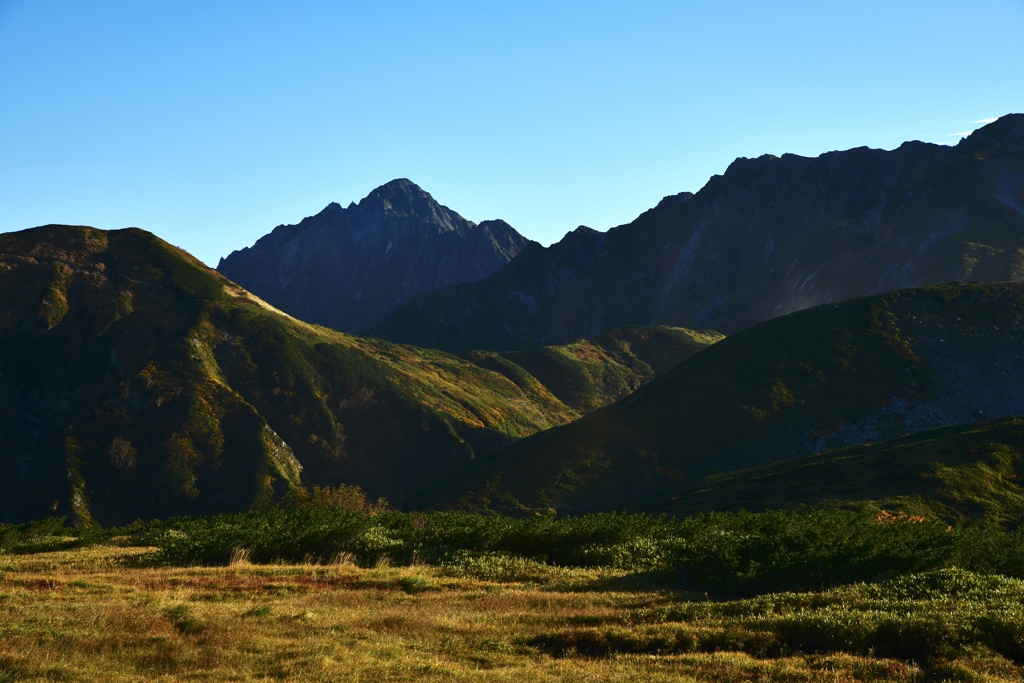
[7,498,1024,680]
[8,506,1024,597]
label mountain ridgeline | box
[372,114,1024,351]
[217,179,531,334]
[6,115,1024,529]
[0,225,720,525]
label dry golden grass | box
[0,545,1018,682]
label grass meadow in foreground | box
[0,542,1022,682]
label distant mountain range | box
[218,115,1024,355]
[373,114,1024,350]
[218,178,531,333]
[4,115,1024,528]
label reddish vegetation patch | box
[874,510,927,525]
[13,578,62,591]
[140,572,393,595]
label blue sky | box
[1,1,1022,267]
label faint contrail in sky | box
[949,118,999,137]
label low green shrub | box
[163,604,206,635]
[138,507,1024,596]
[12,506,1024,598]
[638,569,1024,664]
[144,509,376,565]
[0,517,67,550]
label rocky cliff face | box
[218,179,532,333]
[372,115,1024,350]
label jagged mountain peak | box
[563,225,600,240]
[217,181,532,333]
[369,177,428,198]
[376,177,421,192]
[478,218,515,230]
[957,113,1024,154]
[358,178,444,217]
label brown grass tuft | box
[228,547,252,566]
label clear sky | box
[2,1,1022,267]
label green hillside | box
[426,282,1024,515]
[0,226,582,525]
[663,418,1024,527]
[465,326,722,414]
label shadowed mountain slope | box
[422,281,1024,514]
[660,417,1024,528]
[659,417,1024,528]
[0,225,571,525]
[218,179,532,333]
[373,115,1024,351]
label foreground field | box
[1,543,1023,682]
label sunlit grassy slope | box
[0,225,724,526]
[0,226,584,525]
[466,325,723,414]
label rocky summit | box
[217,179,532,333]
[372,114,1024,351]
